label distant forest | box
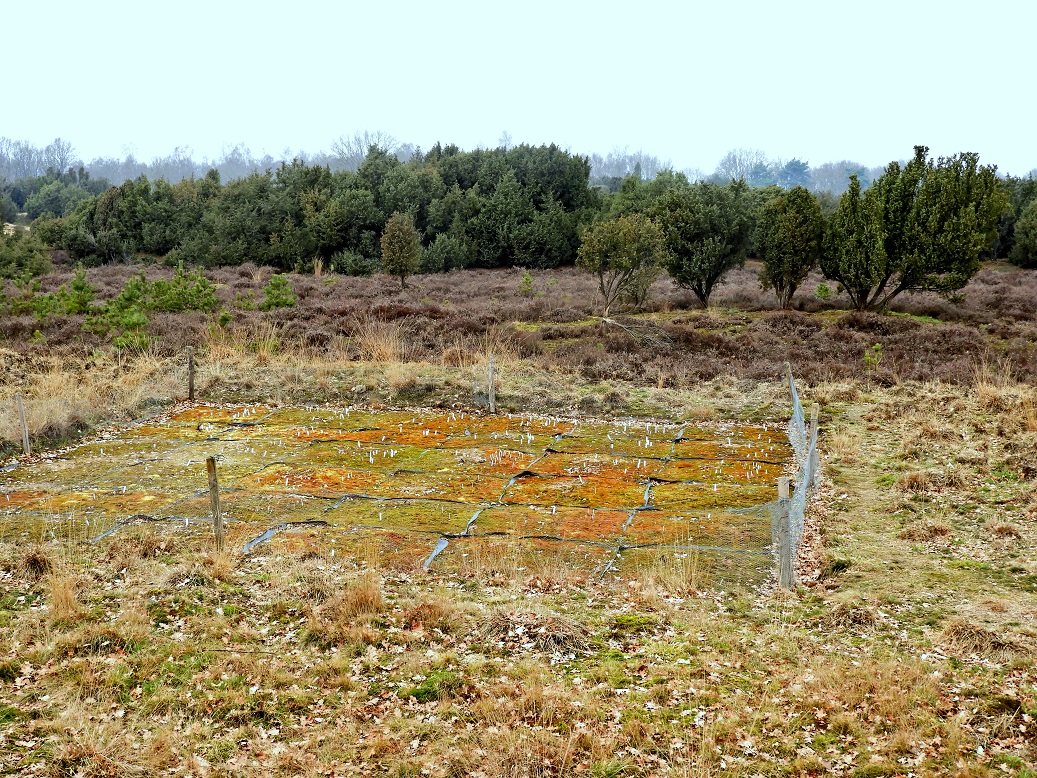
[0,133,912,196]
[1,134,1036,307]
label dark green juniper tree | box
[652,181,754,308]
[756,186,825,309]
[380,211,422,289]
[822,146,1010,311]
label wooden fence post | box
[207,457,224,552]
[187,347,195,402]
[14,393,30,455]
[488,355,496,414]
[776,476,794,589]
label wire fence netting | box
[2,381,817,588]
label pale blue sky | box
[7,0,1036,175]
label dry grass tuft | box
[46,572,84,625]
[479,607,591,653]
[898,522,952,541]
[822,602,879,629]
[351,316,409,362]
[941,619,1027,660]
[403,598,460,634]
[441,325,523,370]
[303,572,386,648]
[826,430,861,463]
[104,532,176,570]
[987,521,1022,540]
[972,359,1023,412]
[19,544,54,582]
[161,558,231,588]
[335,572,385,618]
[896,471,933,493]
[1023,395,1037,432]
[295,569,335,604]
[54,736,146,778]
[54,622,145,657]
[202,551,236,582]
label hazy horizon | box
[7,0,1036,177]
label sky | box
[6,0,1036,175]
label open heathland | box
[0,262,1035,777]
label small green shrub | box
[55,266,96,314]
[149,262,218,312]
[0,230,50,279]
[863,342,883,371]
[260,274,297,310]
[0,703,21,724]
[815,282,833,301]
[423,234,474,272]
[234,290,257,310]
[517,269,535,297]
[333,249,377,277]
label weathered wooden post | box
[776,476,794,589]
[187,347,195,402]
[488,355,496,414]
[14,393,30,455]
[206,457,224,552]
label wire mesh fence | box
[2,375,817,589]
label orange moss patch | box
[330,527,440,570]
[472,505,630,541]
[1,405,793,559]
[655,456,785,485]
[243,464,386,497]
[37,489,183,520]
[185,490,327,525]
[0,488,47,509]
[503,473,650,510]
[291,441,435,472]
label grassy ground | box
[0,265,1035,776]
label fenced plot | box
[1,404,794,587]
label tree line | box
[2,140,1036,315]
